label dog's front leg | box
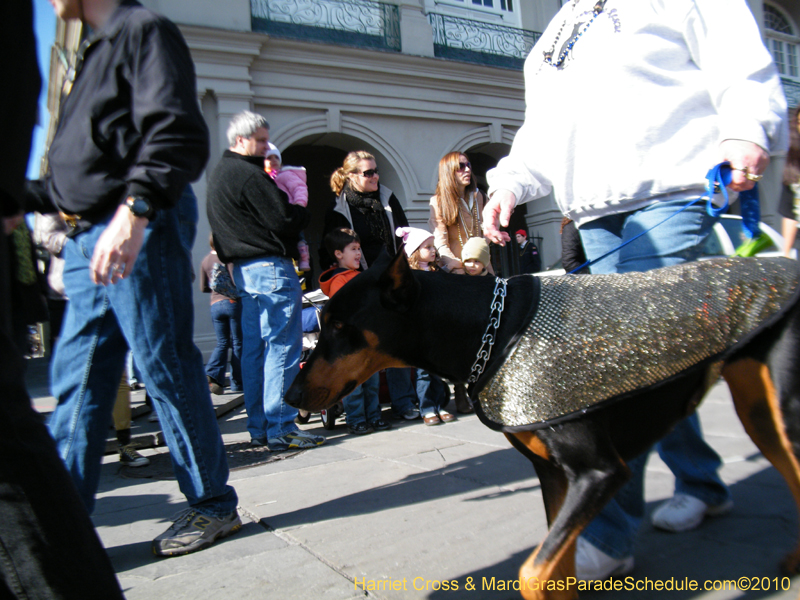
[517,423,630,600]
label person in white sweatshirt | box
[483,0,788,582]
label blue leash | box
[567,162,746,274]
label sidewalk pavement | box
[26,358,800,599]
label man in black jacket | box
[207,111,324,451]
[30,0,240,558]
[515,229,541,274]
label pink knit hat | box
[396,226,433,257]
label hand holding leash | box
[718,139,769,192]
[482,190,515,245]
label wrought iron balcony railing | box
[251,0,400,52]
[782,77,800,108]
[428,12,540,70]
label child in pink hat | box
[394,226,457,426]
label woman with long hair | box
[322,151,419,421]
[780,106,800,257]
[428,152,488,414]
[323,150,408,269]
[429,151,489,274]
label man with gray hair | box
[207,111,324,450]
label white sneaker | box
[651,493,733,533]
[575,536,634,581]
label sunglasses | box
[456,161,472,172]
[358,168,379,178]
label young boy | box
[319,228,392,435]
[461,237,491,276]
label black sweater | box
[207,150,309,263]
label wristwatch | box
[125,195,156,220]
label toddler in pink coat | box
[265,143,311,271]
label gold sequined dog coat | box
[475,257,799,431]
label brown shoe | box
[438,409,456,423]
[422,413,442,426]
[454,384,473,414]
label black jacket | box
[34,0,208,221]
[1,0,40,216]
[207,150,309,263]
[561,220,589,274]
[519,241,541,274]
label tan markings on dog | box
[723,358,800,573]
[300,331,407,412]
[520,536,578,600]
[508,431,550,461]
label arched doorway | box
[280,135,405,289]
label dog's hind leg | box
[507,425,630,600]
[723,357,800,573]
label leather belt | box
[59,211,82,229]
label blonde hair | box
[433,151,477,226]
[330,151,376,195]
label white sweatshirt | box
[487,0,788,226]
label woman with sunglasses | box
[324,151,420,421]
[429,152,491,275]
[324,151,408,270]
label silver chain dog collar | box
[467,277,508,384]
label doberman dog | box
[285,249,800,600]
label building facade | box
[46,0,799,354]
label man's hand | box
[90,204,148,285]
[482,190,516,246]
[719,139,770,192]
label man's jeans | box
[416,369,448,417]
[342,373,381,426]
[206,299,243,391]
[233,256,302,441]
[48,208,238,518]
[386,368,417,415]
[578,197,731,558]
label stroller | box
[294,289,344,430]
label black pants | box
[0,231,124,600]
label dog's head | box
[285,249,422,411]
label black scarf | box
[344,183,394,253]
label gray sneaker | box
[267,429,325,451]
[152,509,242,557]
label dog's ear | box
[379,247,420,313]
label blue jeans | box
[342,373,381,426]
[386,368,417,414]
[416,369,449,417]
[126,351,144,386]
[206,299,243,391]
[177,184,198,253]
[48,208,238,518]
[578,197,731,558]
[233,256,302,441]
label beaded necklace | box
[543,0,607,68]
[457,192,481,248]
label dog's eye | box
[331,320,344,331]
